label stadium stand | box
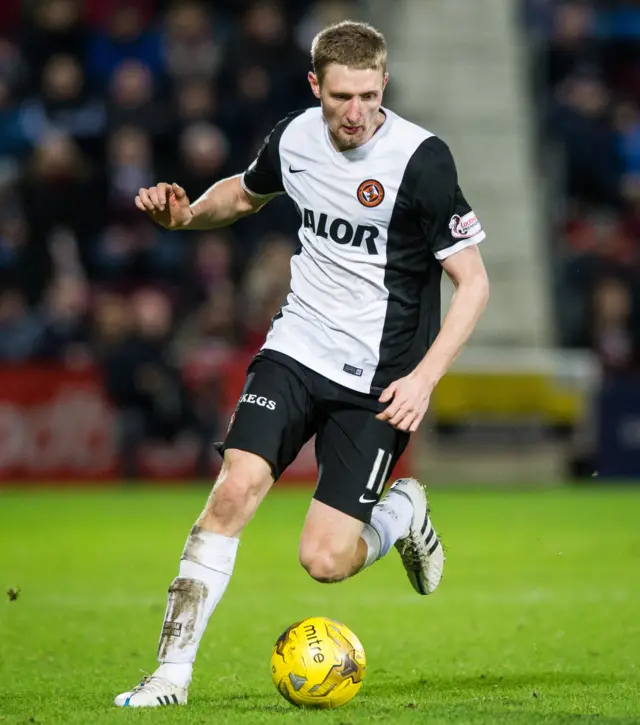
[0,0,360,367]
[0,0,360,479]
[2,0,638,481]
[524,0,640,376]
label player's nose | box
[345,98,362,123]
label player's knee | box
[299,549,351,583]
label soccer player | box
[116,20,489,707]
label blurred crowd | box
[0,0,358,370]
[524,0,640,376]
[0,0,357,474]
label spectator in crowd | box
[106,59,169,140]
[35,274,92,366]
[596,2,640,98]
[190,280,240,350]
[86,3,163,89]
[98,288,215,479]
[163,2,225,82]
[227,63,285,147]
[241,234,294,353]
[92,289,130,353]
[20,53,106,155]
[20,134,104,302]
[557,207,634,346]
[621,175,640,242]
[236,1,304,76]
[92,220,186,288]
[193,231,233,294]
[295,0,362,52]
[546,2,596,90]
[592,276,637,377]
[21,0,85,85]
[173,78,222,133]
[0,79,30,164]
[106,125,155,216]
[0,289,43,362]
[0,39,26,105]
[549,74,622,206]
[176,122,232,199]
[221,1,308,124]
[615,101,640,178]
[0,216,29,293]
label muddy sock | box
[156,527,239,682]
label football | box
[270,616,366,709]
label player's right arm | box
[135,114,297,231]
[134,175,271,231]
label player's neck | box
[330,110,387,153]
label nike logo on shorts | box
[359,494,378,504]
[289,165,306,174]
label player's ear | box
[383,72,389,90]
[308,71,321,99]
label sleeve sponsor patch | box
[448,210,482,239]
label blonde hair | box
[311,20,387,82]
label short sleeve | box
[241,111,305,198]
[413,137,486,260]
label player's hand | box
[375,372,435,433]
[135,182,193,229]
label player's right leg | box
[114,355,315,707]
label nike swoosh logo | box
[289,165,306,174]
[359,494,378,504]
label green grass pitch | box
[1,484,639,724]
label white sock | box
[155,526,239,686]
[361,490,413,569]
[155,661,192,687]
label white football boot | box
[388,477,445,595]
[114,675,188,707]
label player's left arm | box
[376,246,489,432]
[376,137,490,433]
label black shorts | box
[217,350,410,522]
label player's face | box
[309,65,388,151]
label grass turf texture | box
[1,486,639,725]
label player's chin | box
[339,128,363,145]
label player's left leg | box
[299,404,444,593]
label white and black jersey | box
[241,106,485,395]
